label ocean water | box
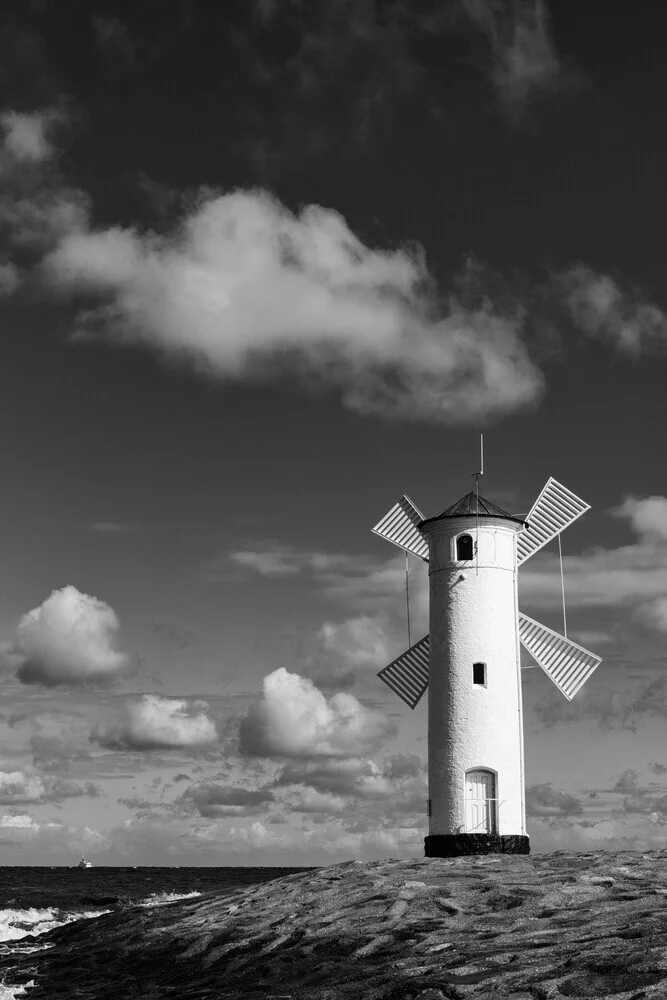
[0,865,319,997]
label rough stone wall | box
[424,516,525,838]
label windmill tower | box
[372,458,602,858]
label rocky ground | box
[4,849,667,999]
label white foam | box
[0,906,110,943]
[0,979,35,998]
[138,891,202,907]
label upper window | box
[473,662,486,686]
[456,534,474,560]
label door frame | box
[464,767,498,834]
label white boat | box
[75,856,92,868]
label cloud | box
[91,694,218,750]
[11,585,130,686]
[0,813,39,831]
[554,265,667,354]
[229,542,428,687]
[230,548,302,577]
[42,188,545,425]
[180,783,274,818]
[460,0,581,118]
[520,543,667,610]
[609,770,667,818]
[30,735,92,773]
[0,770,101,804]
[0,260,20,295]
[273,755,424,805]
[229,543,429,616]
[277,785,347,814]
[0,109,60,166]
[238,668,396,759]
[611,496,667,542]
[519,495,667,631]
[316,615,393,670]
[0,105,88,275]
[525,782,583,816]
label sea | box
[0,864,320,998]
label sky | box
[0,0,666,866]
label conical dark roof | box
[420,491,526,527]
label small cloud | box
[612,769,641,794]
[525,783,583,816]
[91,694,218,751]
[0,261,21,296]
[636,597,667,633]
[230,549,301,577]
[12,585,130,686]
[611,496,667,543]
[278,785,346,814]
[648,761,667,776]
[180,783,274,818]
[382,753,424,782]
[317,615,392,670]
[0,109,60,165]
[30,734,92,773]
[238,668,396,760]
[172,772,192,783]
[272,755,422,806]
[0,813,40,832]
[554,265,667,354]
[0,770,101,804]
[460,0,583,120]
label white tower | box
[372,476,602,857]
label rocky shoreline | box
[4,849,667,998]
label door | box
[465,769,497,834]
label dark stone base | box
[424,834,530,857]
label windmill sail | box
[377,634,430,709]
[517,478,590,566]
[372,495,429,561]
[519,613,601,700]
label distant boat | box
[75,856,92,868]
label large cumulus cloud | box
[91,694,218,751]
[42,189,546,425]
[239,668,396,759]
[11,586,129,686]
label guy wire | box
[558,532,567,638]
[405,549,412,647]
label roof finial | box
[471,432,483,486]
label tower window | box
[456,534,474,560]
[473,662,486,686]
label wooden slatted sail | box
[377,634,430,709]
[517,478,590,566]
[519,613,601,701]
[372,495,429,562]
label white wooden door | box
[465,769,496,833]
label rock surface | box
[5,849,667,998]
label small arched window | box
[456,534,473,560]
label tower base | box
[424,834,530,857]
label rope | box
[558,533,567,638]
[405,550,412,647]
